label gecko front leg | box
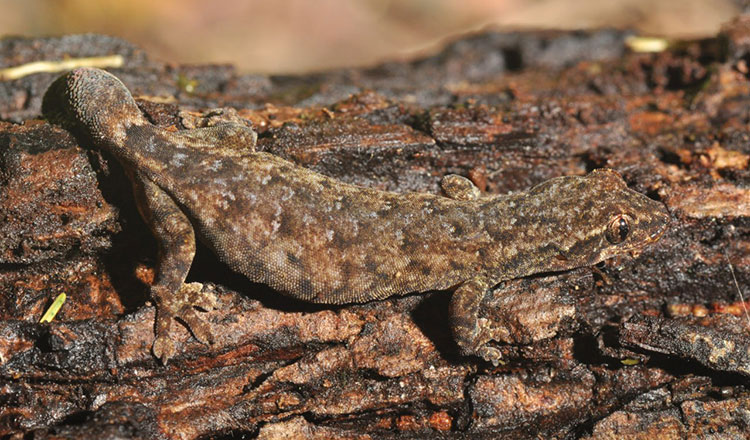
[131,172,218,364]
[449,277,503,366]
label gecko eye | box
[605,214,631,244]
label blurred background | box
[0,0,743,73]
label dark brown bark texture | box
[0,19,749,439]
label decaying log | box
[0,19,749,439]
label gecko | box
[41,67,670,365]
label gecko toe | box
[180,282,203,300]
[179,282,219,310]
[152,334,177,365]
[174,282,216,343]
[178,307,215,345]
[153,305,179,364]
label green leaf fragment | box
[40,293,67,323]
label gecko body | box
[43,68,670,364]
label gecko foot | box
[151,282,218,364]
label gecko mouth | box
[627,222,668,258]
[620,217,669,259]
[648,217,670,242]
[629,249,642,259]
[647,227,667,243]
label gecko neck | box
[475,193,594,282]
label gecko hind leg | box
[132,172,218,364]
[449,277,502,366]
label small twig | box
[0,55,124,81]
[625,36,669,53]
[726,252,750,328]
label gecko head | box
[524,168,670,270]
[42,67,148,145]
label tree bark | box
[1,22,749,439]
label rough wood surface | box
[0,20,749,439]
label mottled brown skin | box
[42,68,670,364]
